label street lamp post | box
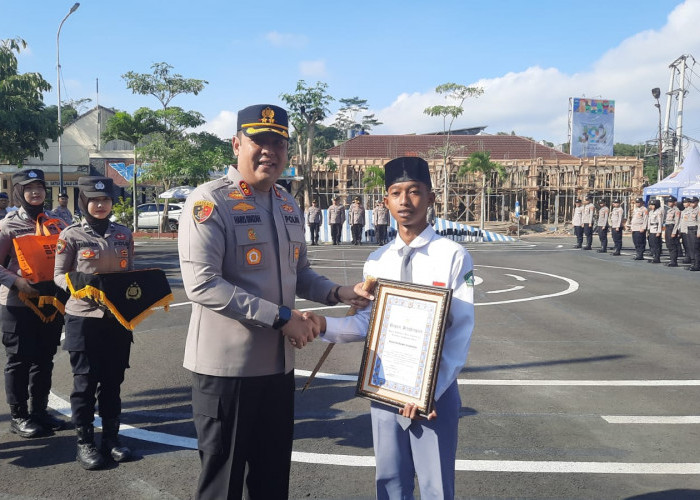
[56,2,80,195]
[652,87,663,182]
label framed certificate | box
[356,278,452,416]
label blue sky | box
[2,0,699,148]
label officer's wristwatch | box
[273,305,292,330]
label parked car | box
[114,203,184,231]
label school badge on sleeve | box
[192,200,215,223]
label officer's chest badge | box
[228,189,245,200]
[120,249,129,257]
[232,202,255,212]
[239,181,253,197]
[247,229,257,241]
[81,249,96,259]
[115,233,127,240]
[193,200,215,223]
[280,204,294,213]
[126,282,142,300]
[120,259,128,269]
[56,239,66,254]
[245,248,262,266]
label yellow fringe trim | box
[17,293,65,324]
[65,273,173,331]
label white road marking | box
[504,274,527,281]
[602,416,700,424]
[557,245,563,248]
[474,265,578,306]
[486,285,525,294]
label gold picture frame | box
[356,278,452,415]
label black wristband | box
[333,286,342,304]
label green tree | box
[0,38,59,165]
[333,97,383,138]
[280,80,334,207]
[102,107,165,230]
[424,82,484,217]
[459,151,505,230]
[122,62,207,111]
[363,166,385,193]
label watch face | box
[279,306,292,322]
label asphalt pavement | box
[0,235,698,500]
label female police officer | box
[0,169,66,438]
[54,176,134,470]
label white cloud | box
[299,60,327,78]
[264,31,308,49]
[199,110,236,139]
[374,0,700,146]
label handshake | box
[281,281,375,349]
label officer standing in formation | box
[305,199,322,245]
[0,192,9,219]
[683,196,700,271]
[581,195,594,250]
[426,203,436,226]
[54,176,134,470]
[54,191,73,225]
[349,197,365,245]
[609,199,624,255]
[646,199,663,264]
[0,170,66,439]
[572,199,583,248]
[596,199,609,253]
[674,196,698,269]
[178,104,370,499]
[327,196,345,245]
[664,196,681,266]
[629,197,648,260]
[373,199,390,245]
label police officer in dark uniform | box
[0,169,66,438]
[54,176,134,470]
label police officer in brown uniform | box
[581,194,594,250]
[572,199,583,248]
[178,104,370,500]
[664,195,681,267]
[609,199,624,255]
[327,196,345,245]
[596,199,610,253]
[349,197,366,245]
[646,199,663,263]
[373,200,390,245]
[675,197,695,265]
[305,199,322,245]
[54,176,135,470]
[686,196,700,271]
[629,197,648,260]
[0,169,66,439]
[54,191,73,225]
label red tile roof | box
[326,135,577,162]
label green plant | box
[112,197,134,229]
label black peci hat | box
[12,169,45,186]
[237,105,289,139]
[668,195,677,203]
[78,176,113,198]
[612,199,621,203]
[690,196,700,203]
[384,157,432,190]
[599,199,606,204]
[635,197,644,204]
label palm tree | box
[102,108,164,230]
[459,151,506,230]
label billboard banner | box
[570,98,614,157]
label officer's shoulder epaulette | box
[274,182,290,196]
[110,221,131,233]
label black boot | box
[667,261,678,267]
[597,249,606,253]
[9,404,43,438]
[76,425,106,470]
[31,396,66,432]
[101,418,132,462]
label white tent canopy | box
[643,145,700,199]
[159,185,195,199]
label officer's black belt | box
[18,281,70,323]
[65,269,173,331]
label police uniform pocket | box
[233,225,270,271]
[285,224,305,271]
[191,390,223,454]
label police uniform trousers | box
[2,306,62,406]
[597,226,609,251]
[351,224,363,244]
[681,231,692,263]
[63,314,132,426]
[689,226,700,266]
[611,228,623,253]
[376,224,388,245]
[331,223,342,245]
[583,223,593,248]
[371,381,460,500]
[632,230,646,258]
[648,232,662,262]
[665,225,680,264]
[192,370,294,500]
[573,226,583,247]
[308,223,320,245]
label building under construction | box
[308,134,644,226]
